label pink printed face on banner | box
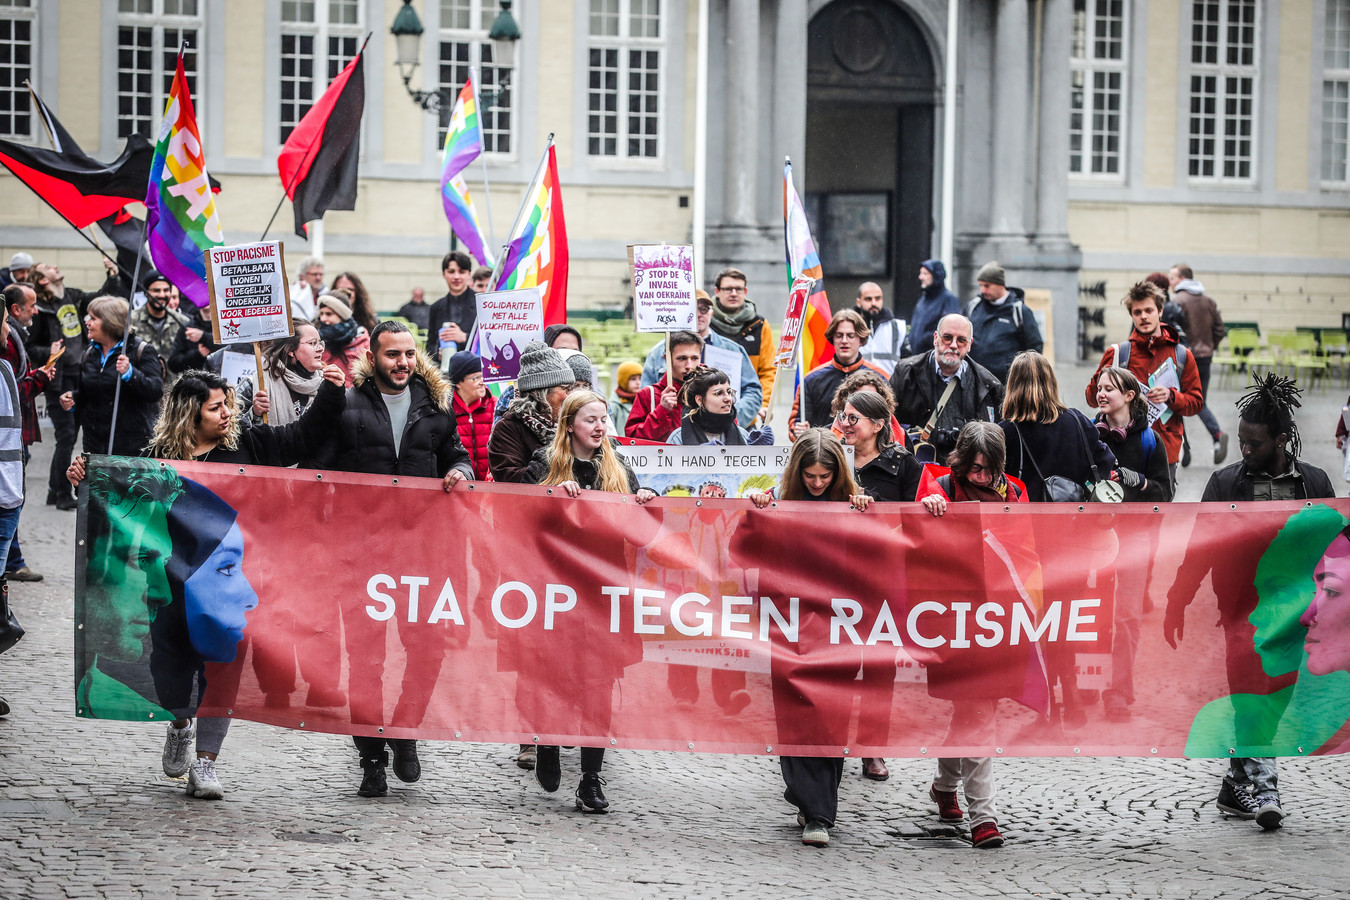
[1304,535,1350,676]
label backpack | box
[1111,340,1189,376]
[965,297,1023,331]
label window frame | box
[1184,0,1261,186]
[1069,0,1129,182]
[586,0,665,166]
[278,0,364,145]
[436,0,517,160]
[1323,0,1350,187]
[0,0,37,143]
[114,0,204,141]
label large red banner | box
[75,457,1350,759]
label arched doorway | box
[805,0,938,323]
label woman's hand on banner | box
[850,493,872,511]
[556,480,582,498]
[321,364,345,387]
[442,469,467,492]
[921,494,947,517]
[252,389,269,416]
[635,488,657,505]
[748,490,772,509]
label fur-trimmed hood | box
[350,349,453,413]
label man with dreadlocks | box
[1163,374,1335,831]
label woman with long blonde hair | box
[522,389,656,813]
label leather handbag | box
[0,579,23,655]
[1012,412,1121,503]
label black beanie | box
[447,351,482,385]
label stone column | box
[990,0,1029,236]
[1036,0,1072,238]
[773,0,808,192]
[725,0,760,227]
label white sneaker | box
[187,758,224,800]
[162,721,195,777]
[801,820,830,847]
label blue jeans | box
[0,504,21,575]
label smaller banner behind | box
[74,457,1350,760]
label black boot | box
[389,739,421,783]
[536,745,561,792]
[576,772,609,813]
[358,751,389,797]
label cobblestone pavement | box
[2,364,1348,899]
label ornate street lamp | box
[390,0,521,115]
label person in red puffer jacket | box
[448,351,493,481]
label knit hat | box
[9,252,33,270]
[144,270,171,290]
[318,292,353,321]
[976,261,1005,286]
[447,350,482,385]
[543,323,583,351]
[615,359,642,388]
[557,349,595,385]
[515,340,574,393]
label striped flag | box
[489,137,567,326]
[783,159,832,372]
[145,50,222,308]
[439,71,494,266]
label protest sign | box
[702,344,743,382]
[616,444,852,498]
[475,287,544,383]
[773,275,815,368]
[629,244,696,334]
[204,241,292,345]
[77,457,1350,759]
[219,350,258,391]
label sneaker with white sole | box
[1216,776,1260,819]
[186,758,224,800]
[162,721,195,778]
[1255,799,1285,831]
[801,819,830,847]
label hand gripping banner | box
[74,457,1350,759]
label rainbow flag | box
[491,138,567,326]
[440,70,494,266]
[783,160,831,372]
[145,50,222,309]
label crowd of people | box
[0,246,1342,850]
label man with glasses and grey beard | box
[888,314,1003,463]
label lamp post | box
[390,0,521,117]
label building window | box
[279,0,363,143]
[438,0,514,154]
[1186,0,1258,182]
[587,0,662,159]
[1069,0,1127,178]
[116,0,202,139]
[0,0,35,141]
[1324,0,1350,185]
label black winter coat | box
[168,308,221,375]
[889,351,1004,463]
[1092,413,1172,502]
[1000,410,1118,503]
[307,357,473,480]
[424,289,477,361]
[1201,458,1335,503]
[29,278,119,391]
[855,444,923,502]
[190,380,345,466]
[74,337,164,456]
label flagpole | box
[470,67,497,263]
[485,133,553,294]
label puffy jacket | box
[790,355,890,430]
[306,351,472,480]
[453,391,494,481]
[889,351,1004,463]
[73,336,164,456]
[965,291,1043,382]
[1085,324,1203,465]
[624,374,683,441]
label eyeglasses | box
[301,338,325,350]
[718,285,746,294]
[835,412,862,426]
[938,333,971,346]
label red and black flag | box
[0,131,152,228]
[278,37,367,239]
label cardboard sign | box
[629,244,696,333]
[204,241,293,345]
[475,287,544,383]
[773,275,815,368]
[703,344,742,381]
